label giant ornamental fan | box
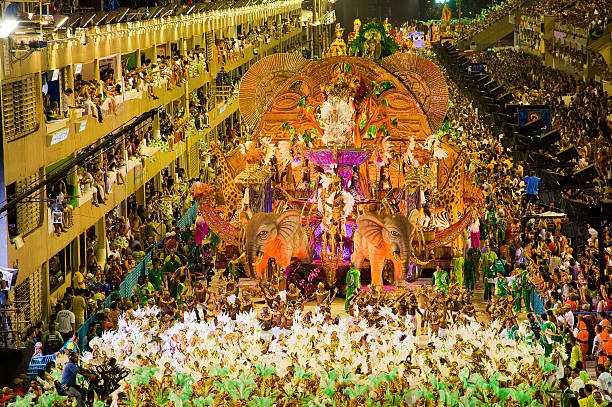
[238,53,310,130]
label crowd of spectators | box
[11,167,197,388]
[439,42,611,404]
[454,0,611,42]
[455,0,527,39]
[43,17,300,128]
[482,49,611,175]
[593,53,612,82]
[551,0,611,31]
[550,40,588,72]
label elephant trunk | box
[247,243,265,277]
[396,240,412,282]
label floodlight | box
[0,19,18,38]
[54,15,69,30]
[81,13,96,27]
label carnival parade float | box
[195,21,480,293]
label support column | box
[135,185,146,207]
[94,216,107,266]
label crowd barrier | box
[74,203,198,352]
[27,354,55,379]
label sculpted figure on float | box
[328,24,347,57]
[245,211,312,279]
[363,30,383,60]
[351,211,417,286]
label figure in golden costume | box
[327,23,347,57]
[347,18,361,43]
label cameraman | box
[60,352,93,407]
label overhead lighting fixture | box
[54,15,69,31]
[68,15,82,28]
[117,8,130,22]
[152,8,164,19]
[81,13,96,27]
[94,14,106,26]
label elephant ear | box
[356,214,385,247]
[276,211,300,242]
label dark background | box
[332,0,495,29]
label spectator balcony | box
[5,28,302,286]
[1,1,303,291]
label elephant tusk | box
[392,251,407,264]
[252,252,264,266]
[410,253,430,266]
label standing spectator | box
[42,322,64,355]
[72,289,87,331]
[597,364,612,402]
[72,265,86,291]
[108,302,119,330]
[56,303,75,342]
[34,321,44,343]
[61,88,76,118]
[522,173,540,213]
[16,326,37,375]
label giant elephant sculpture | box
[351,212,416,286]
[246,211,312,279]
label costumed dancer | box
[491,270,509,298]
[431,265,450,294]
[450,248,464,287]
[481,245,498,301]
[464,252,475,294]
[521,265,533,313]
[345,264,361,311]
[469,219,480,249]
[510,268,522,312]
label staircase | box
[457,0,539,50]
[588,22,612,54]
[458,17,515,50]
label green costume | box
[450,255,464,287]
[481,250,498,301]
[504,326,517,340]
[480,222,489,242]
[345,267,361,311]
[540,320,559,357]
[148,266,164,291]
[492,259,506,274]
[511,276,521,312]
[136,282,154,306]
[464,258,475,292]
[164,254,182,277]
[175,281,186,305]
[431,269,450,294]
[493,277,509,298]
[521,269,533,312]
